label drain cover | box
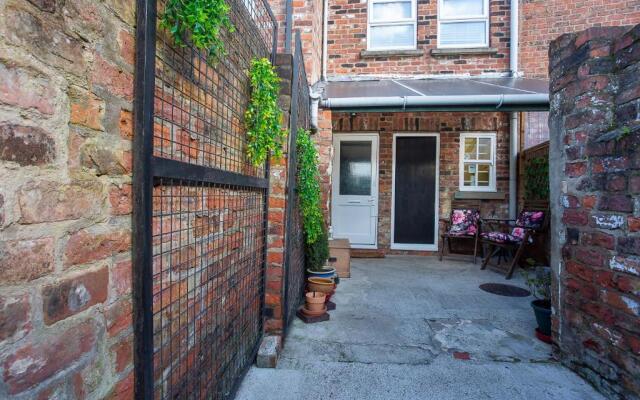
[479,283,531,297]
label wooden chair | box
[439,200,482,264]
[480,202,549,279]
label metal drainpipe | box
[322,0,328,81]
[508,0,520,220]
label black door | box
[394,136,437,245]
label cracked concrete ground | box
[236,256,604,400]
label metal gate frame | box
[132,0,277,397]
[283,31,310,332]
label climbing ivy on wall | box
[524,156,550,201]
[245,58,287,166]
[296,128,329,270]
[160,0,235,63]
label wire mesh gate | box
[133,0,277,398]
[283,32,310,332]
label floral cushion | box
[482,210,545,243]
[481,231,523,244]
[515,210,545,230]
[446,209,480,237]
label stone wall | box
[549,24,640,399]
[0,0,135,398]
[329,111,511,254]
[520,0,640,78]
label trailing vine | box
[524,156,549,201]
[160,0,235,63]
[296,128,329,270]
[245,58,287,166]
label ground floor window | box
[459,132,496,191]
[523,112,550,149]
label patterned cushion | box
[511,210,545,239]
[481,231,523,244]
[482,210,545,244]
[447,209,480,236]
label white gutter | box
[321,0,328,81]
[321,93,549,109]
[509,0,520,220]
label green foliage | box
[524,156,549,201]
[245,58,287,166]
[305,227,330,271]
[521,265,552,301]
[160,0,235,63]
[296,128,324,245]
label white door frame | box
[331,132,380,249]
[391,133,440,251]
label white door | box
[331,134,379,248]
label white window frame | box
[367,0,417,51]
[437,0,490,49]
[459,132,497,192]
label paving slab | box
[237,256,605,400]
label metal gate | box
[133,0,277,398]
[283,32,310,331]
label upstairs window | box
[438,0,489,48]
[459,132,496,192]
[368,0,417,50]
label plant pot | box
[531,299,552,337]
[301,305,327,317]
[307,277,335,294]
[307,266,336,279]
[305,292,326,312]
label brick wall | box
[268,0,324,84]
[549,25,640,399]
[0,0,135,398]
[520,0,640,78]
[330,111,511,254]
[327,0,511,78]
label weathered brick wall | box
[327,0,511,78]
[0,0,135,398]
[549,25,640,399]
[330,111,511,254]
[520,0,640,78]
[268,0,323,84]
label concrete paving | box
[237,256,604,400]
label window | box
[438,0,489,48]
[459,133,496,191]
[368,0,417,50]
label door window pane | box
[340,141,372,196]
[370,24,415,49]
[441,0,484,17]
[372,1,412,21]
[439,21,487,46]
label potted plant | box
[305,292,326,312]
[522,259,552,343]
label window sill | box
[361,49,424,58]
[431,47,498,56]
[455,191,505,200]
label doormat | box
[479,283,531,297]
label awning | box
[321,77,549,112]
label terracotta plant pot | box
[307,277,335,294]
[301,305,327,317]
[305,292,326,312]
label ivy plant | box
[245,58,287,166]
[524,156,549,201]
[160,0,235,62]
[296,128,329,270]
